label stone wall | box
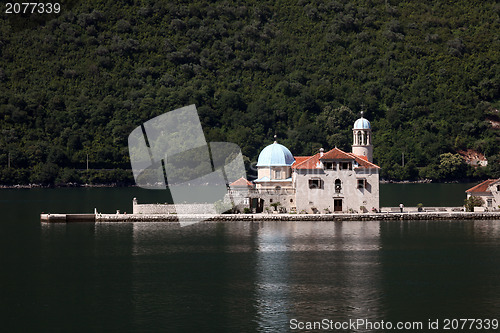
[95,211,500,223]
[133,203,177,214]
[132,198,216,214]
[249,192,295,213]
[381,206,464,213]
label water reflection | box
[130,221,257,255]
[37,220,500,332]
[123,221,386,331]
[128,221,260,332]
[253,221,382,331]
[10,187,500,332]
[255,223,292,330]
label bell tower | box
[352,112,373,162]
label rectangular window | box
[340,162,352,170]
[487,199,493,207]
[324,162,335,170]
[357,179,365,189]
[309,179,323,189]
[274,170,281,179]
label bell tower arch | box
[352,112,373,163]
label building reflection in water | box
[254,221,383,330]
[87,219,500,331]
[41,219,500,331]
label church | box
[229,114,380,213]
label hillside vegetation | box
[0,0,499,185]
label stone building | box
[465,179,500,210]
[230,115,380,213]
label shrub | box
[464,196,484,212]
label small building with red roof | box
[229,177,255,189]
[465,179,500,209]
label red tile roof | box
[293,153,321,170]
[465,179,497,193]
[293,156,311,166]
[229,177,254,187]
[292,148,380,170]
[321,147,354,160]
[349,153,380,169]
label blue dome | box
[353,117,371,129]
[257,142,295,166]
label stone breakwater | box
[40,212,500,223]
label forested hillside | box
[0,0,499,185]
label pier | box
[40,211,500,223]
[40,214,96,223]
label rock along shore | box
[40,211,500,223]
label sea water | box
[1,186,499,332]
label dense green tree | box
[438,153,467,180]
[30,163,60,185]
[0,0,499,185]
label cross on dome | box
[353,113,371,130]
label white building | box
[230,115,380,213]
[465,179,500,210]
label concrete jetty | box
[40,211,500,223]
[40,214,96,223]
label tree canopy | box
[0,0,499,184]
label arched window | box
[364,132,368,145]
[357,131,362,145]
[335,179,342,193]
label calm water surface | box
[380,182,477,207]
[1,186,499,332]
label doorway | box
[334,199,342,212]
[251,198,265,213]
